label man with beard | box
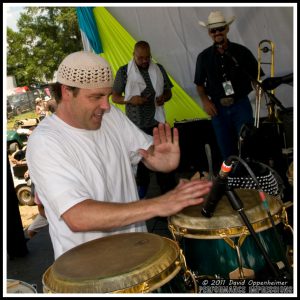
[26,51,212,259]
[194,11,263,160]
[112,41,177,199]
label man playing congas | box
[26,51,212,261]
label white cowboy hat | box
[199,11,235,29]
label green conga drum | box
[169,189,288,279]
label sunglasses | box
[209,26,226,34]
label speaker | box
[278,107,293,149]
[173,119,222,173]
[239,120,292,196]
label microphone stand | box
[224,50,287,112]
[262,89,287,112]
[225,187,282,279]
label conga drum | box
[169,189,289,280]
[7,279,37,293]
[43,232,194,293]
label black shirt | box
[194,40,263,101]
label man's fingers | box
[164,123,173,143]
[172,127,179,146]
[152,127,160,146]
[158,123,167,144]
[153,123,178,145]
[177,179,212,193]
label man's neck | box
[215,41,228,54]
[137,65,149,71]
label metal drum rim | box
[42,233,182,293]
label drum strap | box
[168,228,198,293]
[168,223,185,242]
[220,235,256,279]
[220,231,248,250]
[179,249,198,293]
[221,233,256,279]
[281,204,294,235]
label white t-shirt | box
[26,105,152,259]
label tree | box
[7,7,83,87]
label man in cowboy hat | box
[194,11,264,160]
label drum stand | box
[225,188,292,280]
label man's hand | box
[151,179,213,217]
[202,98,217,117]
[129,95,149,106]
[196,85,217,117]
[139,123,179,172]
[155,95,165,106]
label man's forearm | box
[196,85,210,103]
[163,90,172,102]
[112,93,127,105]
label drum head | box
[169,189,283,238]
[43,232,181,293]
[7,279,37,293]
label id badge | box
[222,81,234,96]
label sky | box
[5,5,25,31]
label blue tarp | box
[76,7,103,54]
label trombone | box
[255,40,275,127]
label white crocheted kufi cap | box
[56,51,114,89]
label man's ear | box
[61,85,71,99]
